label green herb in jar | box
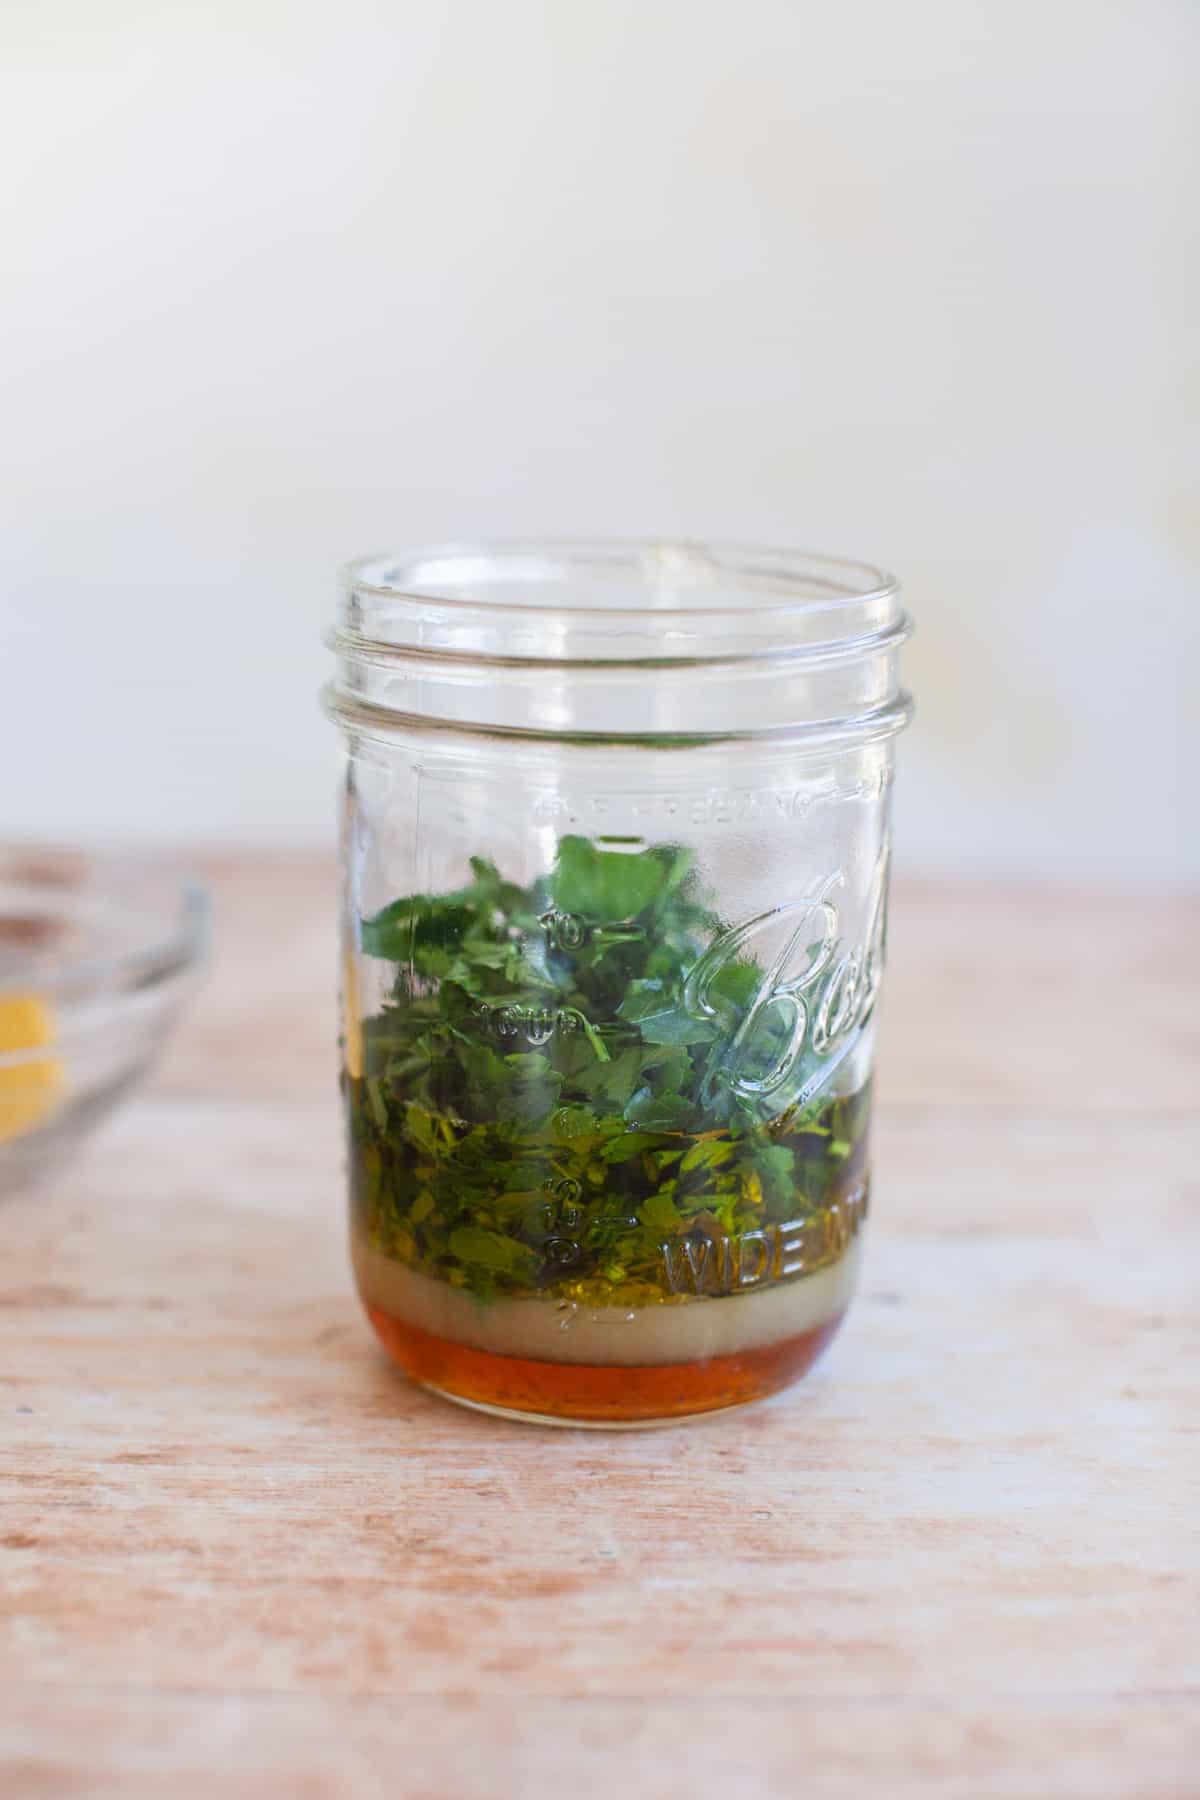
[345,837,871,1310]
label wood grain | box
[2,858,1196,1798]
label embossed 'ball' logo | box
[683,855,888,1109]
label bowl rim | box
[0,852,210,1011]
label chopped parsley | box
[346,837,870,1305]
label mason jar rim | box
[329,539,911,744]
[345,538,897,614]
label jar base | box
[367,1303,846,1426]
[416,1385,768,1430]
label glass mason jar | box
[325,542,912,1425]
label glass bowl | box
[0,849,208,1191]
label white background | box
[2,0,1196,878]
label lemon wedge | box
[0,994,63,1143]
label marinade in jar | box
[345,835,872,1423]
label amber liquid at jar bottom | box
[365,1302,848,1424]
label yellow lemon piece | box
[342,951,363,1080]
[0,994,64,1144]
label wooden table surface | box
[2,858,1195,1798]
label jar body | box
[330,542,909,1424]
[339,723,896,1424]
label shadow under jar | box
[325,542,912,1425]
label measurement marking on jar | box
[532,1180,642,1276]
[538,907,586,950]
[472,1001,583,1042]
[539,908,644,952]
